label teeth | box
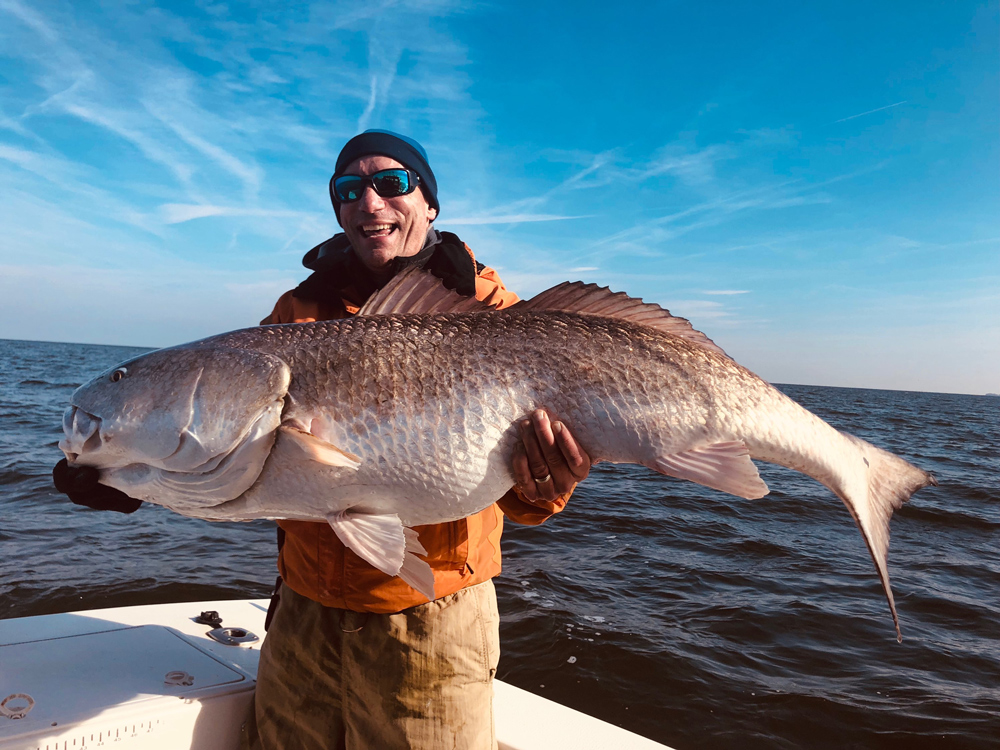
[362,223,394,235]
[59,406,101,456]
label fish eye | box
[110,367,127,383]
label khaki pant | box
[241,580,501,750]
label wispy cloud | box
[834,100,908,123]
[589,180,826,255]
[159,204,316,224]
[665,299,731,320]
[445,213,589,226]
[357,75,379,132]
[584,156,886,259]
[0,0,59,43]
[145,102,263,197]
[0,111,37,140]
[703,290,750,295]
[59,101,196,185]
[0,145,165,235]
[0,0,485,275]
[640,143,731,185]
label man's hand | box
[512,409,592,505]
[52,458,142,514]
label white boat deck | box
[0,599,671,750]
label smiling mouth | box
[360,223,397,238]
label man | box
[53,130,591,749]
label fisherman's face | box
[340,155,438,276]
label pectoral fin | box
[653,441,769,499]
[326,510,436,602]
[280,426,362,470]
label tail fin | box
[838,433,937,642]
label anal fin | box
[326,510,436,602]
[653,441,769,499]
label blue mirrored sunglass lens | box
[333,176,363,202]
[371,170,410,195]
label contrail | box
[835,101,908,123]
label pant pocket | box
[472,581,500,682]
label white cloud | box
[0,0,59,43]
[834,101,908,124]
[446,213,589,226]
[145,104,263,197]
[641,143,731,186]
[59,101,195,185]
[159,203,317,225]
[665,299,730,319]
[357,75,380,133]
[159,203,228,223]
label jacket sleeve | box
[475,264,521,310]
[496,485,572,525]
[261,290,298,325]
[261,290,328,325]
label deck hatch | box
[0,624,246,741]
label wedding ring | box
[535,473,552,484]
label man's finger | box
[530,410,568,480]
[530,409,556,449]
[520,416,552,477]
[511,442,539,502]
[552,421,591,481]
[519,416,557,501]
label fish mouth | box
[59,400,263,476]
[59,405,103,463]
[96,399,284,514]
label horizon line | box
[2,335,990,398]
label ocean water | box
[0,337,997,749]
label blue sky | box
[1,1,997,394]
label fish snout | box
[59,405,103,463]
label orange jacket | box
[263,253,570,612]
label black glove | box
[53,458,142,513]
[423,235,478,297]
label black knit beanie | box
[329,129,439,226]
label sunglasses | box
[332,169,421,203]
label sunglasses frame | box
[331,168,422,204]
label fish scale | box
[59,270,936,637]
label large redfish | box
[59,269,935,639]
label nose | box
[357,183,386,213]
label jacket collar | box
[293,228,475,306]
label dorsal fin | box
[357,266,492,316]
[516,281,728,357]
